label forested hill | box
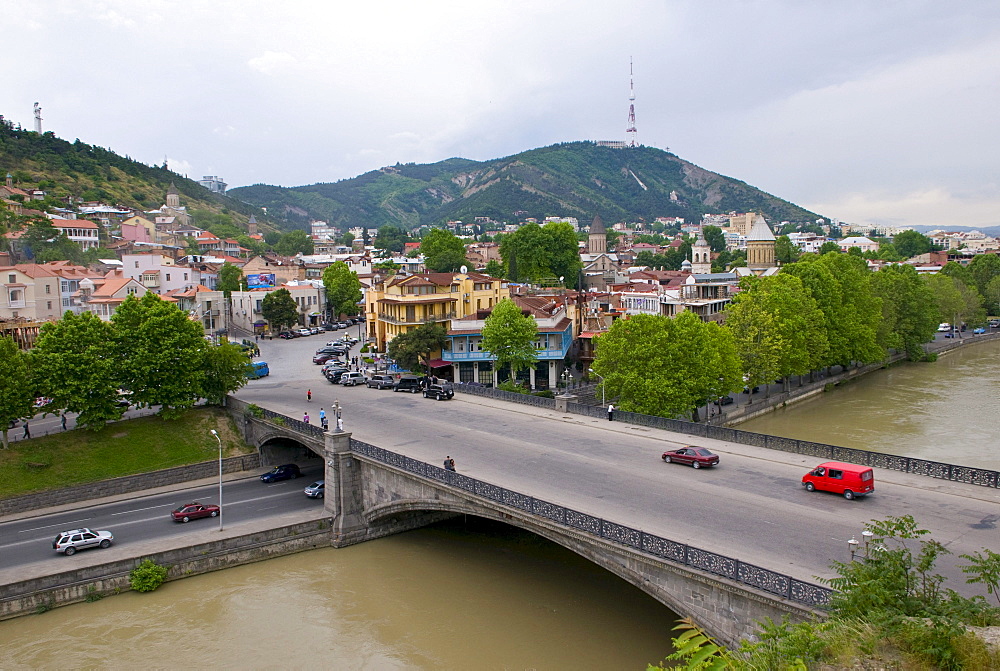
[0,118,264,222]
[229,142,822,229]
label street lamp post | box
[332,399,342,432]
[209,429,223,532]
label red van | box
[802,462,874,500]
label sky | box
[4,0,1000,229]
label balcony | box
[378,311,456,326]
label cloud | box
[247,51,297,76]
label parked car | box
[324,367,349,383]
[714,396,735,406]
[973,327,986,334]
[295,328,311,337]
[367,374,396,389]
[938,323,952,332]
[394,375,423,393]
[260,464,301,483]
[340,371,365,386]
[944,332,957,338]
[661,447,719,469]
[52,528,114,555]
[304,480,325,499]
[423,382,454,400]
[321,322,335,331]
[316,346,342,354]
[336,321,350,328]
[313,352,338,365]
[171,502,220,523]
[311,326,323,335]
[278,331,297,339]
[989,319,1000,328]
[802,461,874,500]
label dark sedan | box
[171,502,220,523]
[313,352,338,364]
[661,447,720,469]
[260,464,301,483]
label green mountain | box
[0,117,267,226]
[229,142,822,229]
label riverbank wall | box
[0,454,262,518]
[0,517,331,621]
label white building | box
[48,218,100,250]
[121,253,203,295]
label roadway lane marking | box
[111,504,171,516]
[18,518,92,533]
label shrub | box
[130,559,168,593]
[532,390,555,398]
[497,380,528,394]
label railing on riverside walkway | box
[452,385,1000,490]
[350,437,833,609]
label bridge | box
[226,394,1000,647]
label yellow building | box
[367,271,509,351]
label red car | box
[661,446,720,469]
[171,502,220,523]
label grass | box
[0,407,254,499]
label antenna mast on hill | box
[626,59,637,147]
[33,102,42,133]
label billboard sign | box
[246,273,276,289]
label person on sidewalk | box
[607,404,615,421]
[319,408,326,425]
[303,412,310,424]
[22,421,30,439]
[61,414,67,431]
[444,456,456,471]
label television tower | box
[33,102,42,133]
[626,59,637,147]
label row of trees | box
[592,250,1000,421]
[0,294,250,446]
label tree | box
[0,337,34,448]
[499,223,547,282]
[340,231,355,247]
[774,235,801,264]
[968,254,1000,306]
[984,276,1000,317]
[217,262,244,297]
[373,225,409,254]
[112,293,209,418]
[702,225,726,252]
[818,241,840,255]
[420,228,467,273]
[20,219,83,264]
[541,222,583,286]
[201,341,250,406]
[925,273,984,328]
[30,312,124,430]
[939,260,975,289]
[273,229,314,256]
[261,288,299,331]
[386,322,448,374]
[483,259,504,278]
[870,264,940,360]
[480,298,538,383]
[892,230,933,259]
[591,312,741,421]
[322,261,363,317]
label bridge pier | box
[324,430,369,547]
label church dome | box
[746,215,775,242]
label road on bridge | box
[235,335,1000,596]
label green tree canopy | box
[30,312,124,430]
[20,219,84,264]
[871,264,939,360]
[261,287,299,331]
[386,322,448,374]
[420,228,468,273]
[939,260,975,289]
[322,261,363,317]
[968,253,1000,305]
[925,273,984,327]
[702,225,726,253]
[111,293,209,417]
[774,235,801,264]
[217,262,245,297]
[818,241,841,255]
[480,298,539,382]
[374,225,409,254]
[273,229,314,256]
[591,312,741,421]
[201,341,250,406]
[541,222,583,286]
[0,336,34,448]
[891,230,934,259]
[483,259,504,278]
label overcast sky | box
[5,1,1000,229]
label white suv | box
[52,528,114,555]
[339,372,365,386]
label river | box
[739,339,1000,470]
[0,518,679,670]
[5,341,997,669]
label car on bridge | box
[802,461,874,500]
[52,528,114,555]
[661,447,719,469]
[171,502,220,523]
[260,464,301,483]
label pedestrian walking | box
[22,421,30,439]
[61,414,67,431]
[321,417,329,431]
[607,403,615,421]
[307,389,312,402]
[303,412,310,424]
[319,408,326,424]
[336,416,343,431]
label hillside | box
[230,142,822,229]
[0,118,267,227]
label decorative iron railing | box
[349,438,833,609]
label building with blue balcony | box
[443,296,573,389]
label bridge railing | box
[454,389,1000,490]
[228,397,328,440]
[350,438,833,610]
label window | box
[165,273,171,281]
[47,301,52,309]
[7,274,14,283]
[45,285,50,294]
[828,469,843,480]
[184,273,188,281]
[134,261,139,268]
